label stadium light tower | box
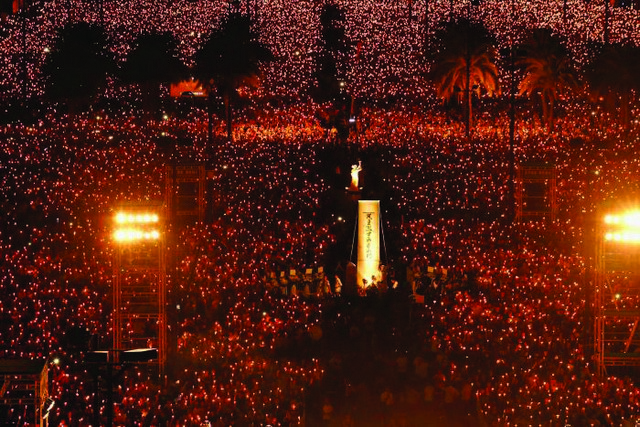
[112,203,166,378]
[595,208,640,377]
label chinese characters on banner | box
[357,200,380,289]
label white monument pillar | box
[357,200,380,289]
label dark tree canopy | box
[584,42,640,125]
[193,12,273,141]
[312,3,352,140]
[320,3,349,53]
[122,32,186,85]
[516,28,579,130]
[430,19,499,138]
[313,3,351,105]
[193,12,272,94]
[121,31,188,113]
[42,22,114,113]
[430,18,499,101]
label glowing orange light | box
[114,212,159,224]
[113,210,161,243]
[603,210,640,244]
[604,232,640,243]
[113,229,160,242]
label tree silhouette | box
[584,42,640,127]
[42,22,114,115]
[313,3,351,140]
[193,12,272,143]
[431,19,499,139]
[517,28,579,131]
[313,3,349,104]
[121,31,188,114]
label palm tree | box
[42,22,114,115]
[584,42,640,128]
[121,31,188,115]
[193,12,272,143]
[517,28,579,131]
[431,19,500,140]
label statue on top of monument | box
[349,160,362,192]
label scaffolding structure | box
[112,202,166,377]
[594,212,640,377]
[165,163,206,223]
[0,359,49,426]
[516,162,557,222]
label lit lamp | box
[113,211,161,243]
[603,210,640,244]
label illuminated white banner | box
[357,200,380,288]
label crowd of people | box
[0,0,639,425]
[0,89,640,425]
[0,0,639,103]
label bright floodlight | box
[115,212,159,224]
[113,210,161,243]
[113,229,160,242]
[603,210,640,244]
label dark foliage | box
[193,12,272,141]
[42,22,114,113]
[121,31,188,113]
